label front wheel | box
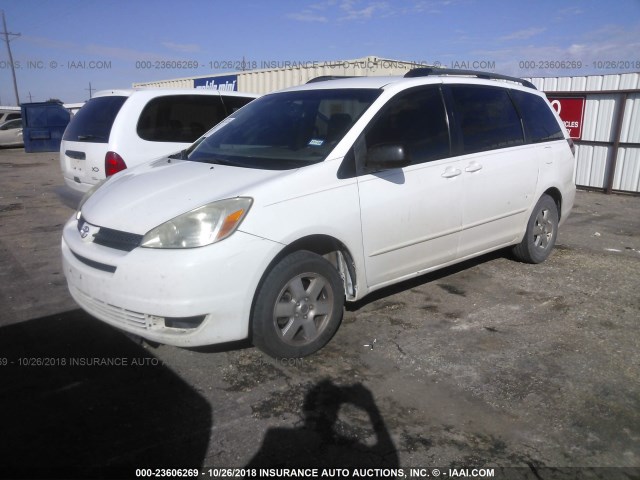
[512,194,559,264]
[252,251,345,359]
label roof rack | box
[404,67,536,89]
[306,75,355,84]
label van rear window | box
[63,96,127,143]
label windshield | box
[187,88,381,170]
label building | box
[132,56,431,94]
[526,74,640,194]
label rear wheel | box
[252,251,345,358]
[512,194,559,264]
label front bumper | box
[62,217,282,347]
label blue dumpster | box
[21,101,71,152]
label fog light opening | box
[164,315,207,329]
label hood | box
[81,158,285,234]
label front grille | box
[77,215,143,252]
[93,227,143,252]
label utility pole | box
[1,10,21,106]
[28,91,32,102]
[85,82,94,99]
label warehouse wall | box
[529,73,640,193]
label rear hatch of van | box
[60,94,129,192]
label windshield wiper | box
[209,158,244,167]
[77,134,106,141]
[188,156,242,167]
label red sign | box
[547,96,586,140]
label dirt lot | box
[0,149,638,479]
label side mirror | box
[365,144,410,170]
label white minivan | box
[62,69,576,358]
[60,88,258,193]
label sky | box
[1,0,639,105]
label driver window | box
[365,87,450,165]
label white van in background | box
[60,89,258,193]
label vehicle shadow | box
[0,309,212,476]
[347,249,505,311]
[246,379,398,468]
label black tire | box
[512,194,559,264]
[252,250,345,359]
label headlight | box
[141,197,253,249]
[76,178,110,220]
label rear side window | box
[510,90,564,143]
[449,86,524,154]
[6,113,21,121]
[137,95,252,143]
[63,96,127,143]
[365,87,450,165]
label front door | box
[355,86,463,289]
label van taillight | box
[567,138,576,156]
[105,151,126,176]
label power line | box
[1,10,21,106]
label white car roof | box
[279,71,538,94]
[282,76,404,91]
[91,88,260,99]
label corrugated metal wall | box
[238,58,420,94]
[529,73,640,193]
[133,78,195,89]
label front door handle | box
[441,167,462,178]
[465,161,483,173]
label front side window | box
[449,85,524,154]
[187,89,381,170]
[365,87,450,165]
[510,90,564,143]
